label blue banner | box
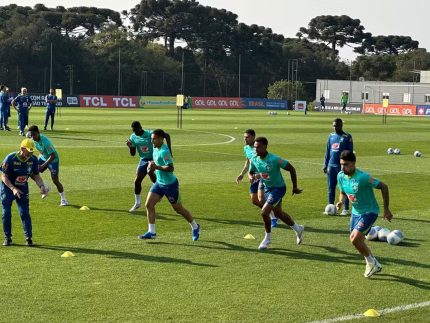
[241,98,288,110]
[416,106,430,116]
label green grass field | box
[0,108,429,323]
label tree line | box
[0,1,429,99]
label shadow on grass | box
[395,217,430,224]
[35,245,217,268]
[373,274,430,291]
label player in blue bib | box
[0,87,12,131]
[336,151,393,278]
[323,118,353,216]
[126,121,172,213]
[12,87,32,136]
[1,139,47,246]
[249,137,304,250]
[28,125,68,206]
[44,89,57,131]
[138,129,200,241]
[236,130,278,227]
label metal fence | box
[0,66,318,100]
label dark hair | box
[131,121,141,129]
[255,137,268,146]
[334,118,343,124]
[0,85,4,91]
[28,125,39,133]
[340,150,356,162]
[244,129,255,137]
[152,129,165,138]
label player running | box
[44,89,57,131]
[1,139,47,246]
[249,137,304,250]
[323,118,353,216]
[236,129,278,227]
[336,151,393,278]
[126,121,171,213]
[27,125,68,206]
[138,129,200,241]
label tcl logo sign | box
[364,104,416,116]
[192,97,242,109]
[79,95,138,108]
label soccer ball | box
[387,231,403,245]
[414,151,421,157]
[268,111,272,115]
[324,204,336,216]
[287,112,290,115]
[378,228,391,242]
[391,230,404,241]
[26,132,32,139]
[387,148,394,154]
[365,227,379,241]
[373,226,382,233]
[273,111,277,115]
[394,148,401,155]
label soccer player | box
[236,129,278,227]
[323,118,352,216]
[12,87,32,136]
[1,88,12,131]
[138,129,200,241]
[341,92,348,113]
[320,94,325,112]
[44,89,57,130]
[0,85,6,131]
[126,121,172,212]
[248,137,304,250]
[1,139,47,246]
[28,125,68,206]
[336,151,392,278]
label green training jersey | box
[249,152,288,188]
[337,168,380,216]
[244,145,256,159]
[153,143,176,185]
[35,134,59,163]
[130,130,153,160]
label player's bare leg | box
[130,172,145,212]
[350,230,382,277]
[258,189,278,227]
[172,202,200,241]
[52,175,67,206]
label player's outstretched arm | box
[39,152,56,172]
[283,163,303,195]
[336,192,347,210]
[237,158,250,184]
[164,132,173,157]
[376,181,393,222]
[126,139,136,156]
[32,173,47,195]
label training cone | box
[363,309,380,317]
[244,234,255,240]
[80,206,90,211]
[61,251,75,258]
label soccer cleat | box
[129,203,142,212]
[42,184,51,199]
[0,127,3,131]
[192,224,200,241]
[138,232,157,240]
[365,260,381,278]
[271,218,279,228]
[60,200,68,206]
[50,128,53,131]
[5,127,11,131]
[258,237,272,250]
[19,131,23,136]
[25,126,29,130]
[43,127,47,131]
[340,209,349,216]
[26,238,34,247]
[296,225,304,245]
[375,259,382,274]
[2,238,12,246]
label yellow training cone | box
[363,309,380,317]
[80,206,90,211]
[61,251,75,258]
[244,234,255,240]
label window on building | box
[403,93,411,103]
[323,90,330,99]
[361,92,369,100]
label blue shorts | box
[136,158,153,175]
[38,158,60,177]
[264,185,286,206]
[350,213,378,234]
[249,178,265,194]
[150,179,181,204]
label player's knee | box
[172,204,183,213]
[350,233,362,246]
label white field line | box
[306,300,430,323]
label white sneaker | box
[340,209,349,216]
[364,260,381,278]
[25,126,29,130]
[41,184,51,199]
[258,237,272,250]
[296,225,304,245]
[60,200,68,206]
[129,203,142,213]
